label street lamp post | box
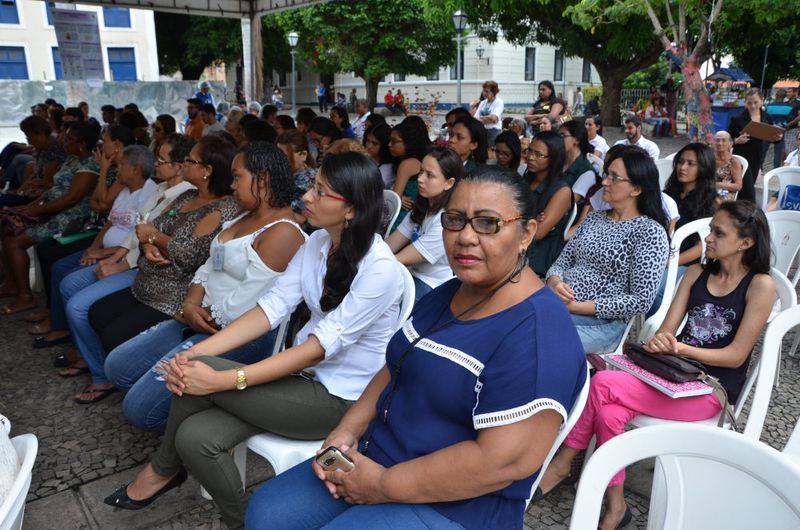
[288,31,299,117]
[452,10,467,108]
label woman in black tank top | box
[537,201,775,530]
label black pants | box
[88,288,171,353]
[36,237,94,308]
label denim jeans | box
[65,269,137,385]
[412,275,433,303]
[110,321,277,432]
[50,251,93,331]
[571,313,628,354]
[245,457,464,529]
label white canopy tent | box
[40,0,329,100]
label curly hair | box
[240,141,294,210]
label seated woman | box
[713,131,743,201]
[55,134,197,376]
[493,130,523,176]
[644,96,671,137]
[105,141,305,432]
[69,135,240,404]
[585,115,609,160]
[276,130,316,223]
[389,117,432,226]
[448,115,488,175]
[538,201,775,530]
[103,152,404,530]
[363,122,394,189]
[0,122,100,315]
[387,147,461,301]
[559,120,599,203]
[525,131,572,278]
[330,106,355,139]
[648,143,718,317]
[34,145,158,349]
[547,146,669,354]
[309,117,343,166]
[245,165,587,530]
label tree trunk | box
[364,77,381,113]
[595,66,625,129]
[252,16,264,102]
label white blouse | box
[396,209,453,289]
[193,216,306,327]
[258,230,403,401]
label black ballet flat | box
[599,506,633,530]
[103,467,188,510]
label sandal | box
[53,353,79,368]
[74,385,118,404]
[58,362,90,377]
[0,299,37,315]
[23,309,50,323]
[32,334,72,349]
[28,321,51,335]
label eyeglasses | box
[441,212,523,234]
[155,157,176,167]
[602,173,631,184]
[182,158,207,167]
[310,183,349,203]
[523,148,548,159]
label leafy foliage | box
[154,13,241,80]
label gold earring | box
[203,175,209,181]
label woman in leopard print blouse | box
[547,145,669,354]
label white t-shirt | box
[590,135,610,158]
[474,97,504,131]
[614,135,660,160]
[590,191,679,222]
[396,209,454,289]
[379,163,395,189]
[104,179,158,248]
[202,122,224,136]
[785,149,799,167]
[572,170,598,199]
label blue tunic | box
[365,279,586,530]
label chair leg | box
[789,329,800,358]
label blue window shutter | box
[0,46,28,79]
[102,7,131,28]
[52,47,63,80]
[107,47,137,81]
[0,0,20,24]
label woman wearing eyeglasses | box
[68,135,240,404]
[245,165,586,530]
[547,146,669,354]
[149,114,176,157]
[103,152,403,530]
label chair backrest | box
[655,158,674,190]
[0,416,8,436]
[382,189,402,239]
[767,210,800,286]
[570,424,800,530]
[563,202,578,241]
[526,365,591,507]
[0,434,38,530]
[395,265,415,332]
[761,166,800,211]
[732,154,749,183]
[639,217,712,342]
[742,304,800,441]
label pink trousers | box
[564,370,721,486]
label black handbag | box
[622,342,738,430]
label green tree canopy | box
[271,0,459,110]
[154,14,241,80]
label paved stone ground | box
[2,131,794,529]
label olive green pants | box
[150,356,352,529]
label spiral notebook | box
[603,354,713,398]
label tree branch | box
[664,0,679,43]
[643,0,672,49]
[689,0,724,61]
[678,1,687,49]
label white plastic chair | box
[0,434,38,530]
[569,424,800,530]
[563,202,578,241]
[731,154,748,201]
[382,189,402,239]
[525,366,590,507]
[761,166,800,212]
[655,158,673,190]
[767,210,800,287]
[232,264,415,486]
[639,217,712,343]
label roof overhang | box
[37,0,329,19]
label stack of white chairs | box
[0,416,38,530]
[761,166,800,212]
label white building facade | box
[277,35,599,109]
[0,0,159,82]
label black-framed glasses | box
[182,158,206,167]
[523,148,548,159]
[441,212,523,234]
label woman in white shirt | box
[103,151,404,530]
[387,147,460,301]
[103,141,306,432]
[473,80,504,146]
[585,115,609,160]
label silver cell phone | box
[315,446,355,472]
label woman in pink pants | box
[537,201,776,530]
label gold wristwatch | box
[235,368,247,390]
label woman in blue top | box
[330,106,355,139]
[245,166,587,530]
